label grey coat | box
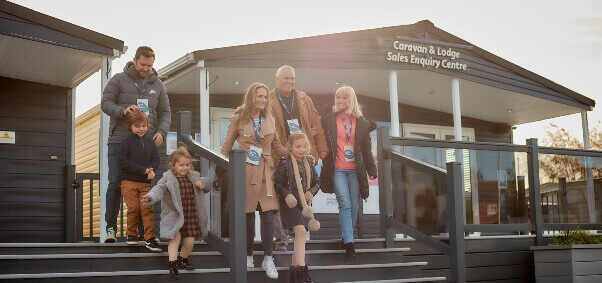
[145,170,212,240]
[101,61,172,144]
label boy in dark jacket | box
[118,109,161,252]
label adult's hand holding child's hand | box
[141,195,151,206]
[195,180,204,188]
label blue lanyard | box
[252,117,263,145]
[134,82,149,97]
[340,112,353,142]
[276,89,295,117]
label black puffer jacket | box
[274,156,320,205]
[101,62,171,144]
[320,112,377,199]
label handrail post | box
[178,111,192,145]
[527,138,544,245]
[65,165,76,243]
[229,150,247,282]
[447,162,466,283]
[558,177,567,223]
[377,127,395,248]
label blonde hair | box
[235,82,271,123]
[169,146,193,171]
[332,86,363,117]
[287,131,311,156]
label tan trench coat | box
[220,113,288,213]
[268,88,329,166]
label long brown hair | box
[235,82,271,123]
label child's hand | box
[195,179,204,189]
[147,168,155,180]
[285,194,297,208]
[304,191,314,204]
[141,195,152,206]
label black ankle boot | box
[169,260,181,281]
[289,266,299,283]
[299,266,313,283]
[344,242,356,257]
[177,255,195,270]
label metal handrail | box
[391,136,531,152]
[177,111,247,282]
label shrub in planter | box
[549,229,602,246]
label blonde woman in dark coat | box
[220,82,289,280]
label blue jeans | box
[105,143,121,231]
[334,169,360,244]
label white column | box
[99,56,113,242]
[451,78,471,227]
[581,110,597,223]
[452,78,462,141]
[389,71,400,137]
[199,67,211,146]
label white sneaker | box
[247,256,254,269]
[104,227,117,243]
[261,257,278,279]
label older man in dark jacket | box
[101,46,171,243]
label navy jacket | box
[118,133,160,183]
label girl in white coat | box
[141,146,212,281]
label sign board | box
[386,40,468,71]
[0,131,15,144]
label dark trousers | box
[246,210,275,256]
[105,143,121,231]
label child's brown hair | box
[169,146,193,170]
[126,109,149,130]
[286,131,311,155]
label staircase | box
[0,239,446,282]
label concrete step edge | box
[0,262,428,280]
[0,248,410,260]
[334,277,447,283]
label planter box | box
[531,244,602,283]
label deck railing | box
[376,127,602,283]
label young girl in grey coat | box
[141,146,212,281]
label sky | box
[10,0,602,146]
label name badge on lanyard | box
[341,113,355,162]
[137,99,149,115]
[287,119,301,134]
[247,117,263,165]
[247,146,262,165]
[134,81,150,115]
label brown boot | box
[289,266,299,283]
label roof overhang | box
[158,20,594,126]
[0,1,125,88]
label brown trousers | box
[120,180,155,240]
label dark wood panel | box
[0,187,64,202]
[0,116,67,133]
[0,230,64,243]
[0,159,65,174]
[0,173,64,189]
[467,264,534,281]
[0,89,67,106]
[0,145,65,161]
[0,216,64,230]
[0,76,69,93]
[0,132,66,147]
[0,202,64,217]
[0,103,66,120]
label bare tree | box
[540,124,602,183]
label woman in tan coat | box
[220,82,288,280]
